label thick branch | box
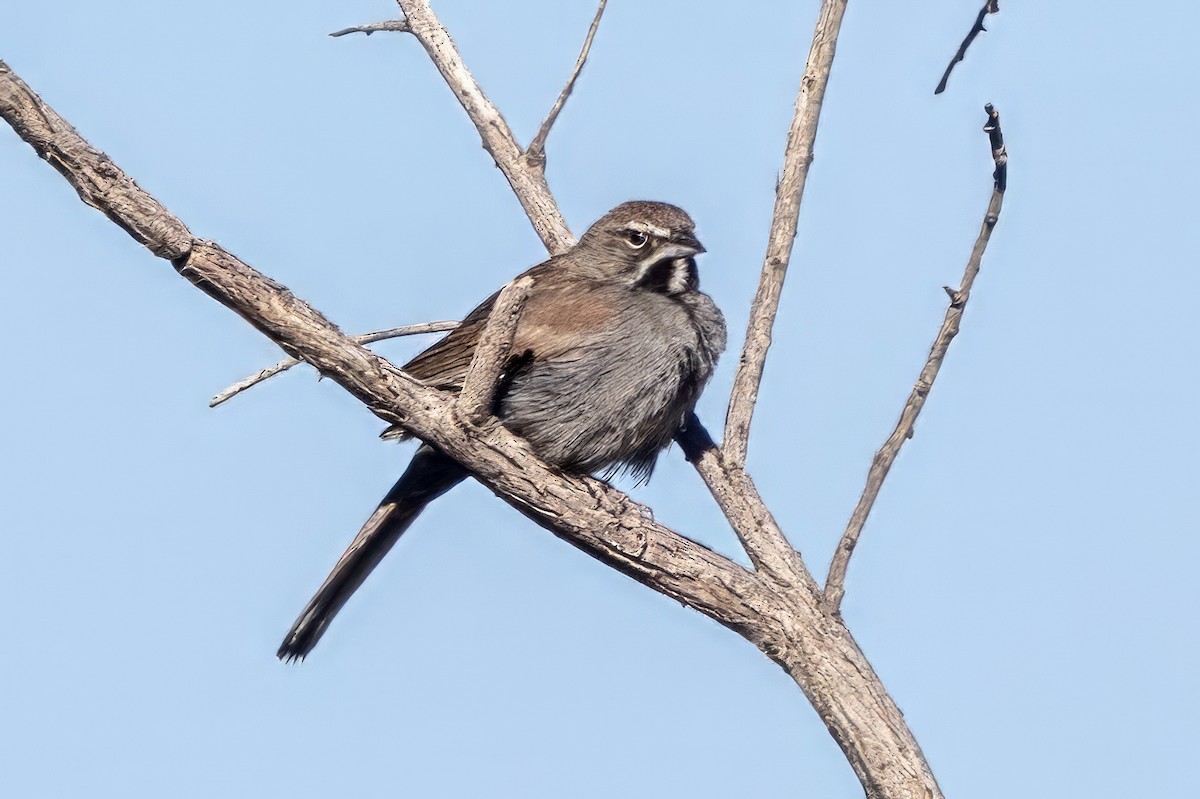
[0,63,192,259]
[210,320,459,407]
[824,105,1008,612]
[1,51,945,799]
[0,58,762,633]
[525,0,608,167]
[337,4,941,793]
[723,0,848,470]
[391,0,575,254]
[457,276,532,423]
[934,0,1000,95]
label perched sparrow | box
[278,201,726,661]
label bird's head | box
[577,201,705,295]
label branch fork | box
[0,4,1010,795]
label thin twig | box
[524,0,608,167]
[457,277,533,424]
[330,19,412,38]
[824,105,1008,612]
[392,0,574,254]
[722,0,849,471]
[210,321,459,408]
[934,0,1000,95]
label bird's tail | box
[277,445,466,662]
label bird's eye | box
[625,230,648,249]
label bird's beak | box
[656,232,706,260]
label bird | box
[277,201,727,662]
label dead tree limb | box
[319,1,944,794]
[825,105,1008,611]
[525,0,608,167]
[399,0,574,252]
[0,57,757,626]
[1,45,945,797]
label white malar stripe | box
[667,260,692,294]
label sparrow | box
[278,201,726,661]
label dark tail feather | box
[277,445,466,662]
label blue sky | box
[2,1,1196,796]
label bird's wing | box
[401,292,498,390]
[401,258,562,390]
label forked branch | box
[676,416,810,588]
[525,0,608,167]
[824,105,1008,611]
[210,321,459,408]
[0,58,761,633]
[391,0,574,253]
[0,1,958,792]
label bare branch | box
[722,0,848,470]
[0,58,759,628]
[0,63,192,260]
[457,276,533,424]
[524,0,608,167]
[210,321,459,408]
[934,0,1000,95]
[824,105,1008,611]
[1,48,947,799]
[329,19,412,38]
[676,415,811,588]
[389,0,575,254]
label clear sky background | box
[2,1,1196,796]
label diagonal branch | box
[524,0,608,167]
[676,416,810,589]
[0,58,762,634]
[333,2,576,252]
[1,42,947,799]
[722,0,848,471]
[824,105,1008,612]
[210,320,459,407]
[391,0,575,253]
[934,0,1000,95]
[457,276,532,423]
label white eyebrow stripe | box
[626,222,672,238]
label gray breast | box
[499,289,725,481]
